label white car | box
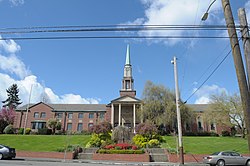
[0,144,16,160]
[203,151,250,166]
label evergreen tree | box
[2,84,22,109]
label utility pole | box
[238,8,250,89]
[171,56,184,164]
[221,0,250,151]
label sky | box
[0,0,250,107]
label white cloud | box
[0,54,31,79]
[193,84,227,104]
[0,38,100,107]
[129,0,221,45]
[0,37,21,54]
[44,88,99,104]
[9,0,24,6]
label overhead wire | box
[183,30,247,103]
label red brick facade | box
[14,102,107,132]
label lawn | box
[162,136,249,154]
[0,135,248,154]
[0,134,91,152]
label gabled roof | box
[110,95,141,104]
[187,104,210,112]
[16,102,107,112]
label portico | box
[110,96,141,131]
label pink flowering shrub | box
[0,107,15,133]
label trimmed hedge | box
[97,149,145,154]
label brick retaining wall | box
[93,153,150,162]
[17,151,74,159]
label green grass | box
[161,136,249,154]
[0,135,91,152]
[0,135,248,154]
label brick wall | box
[93,153,150,162]
[16,151,74,159]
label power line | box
[0,35,243,41]
[0,24,244,35]
[183,31,247,103]
[183,49,231,103]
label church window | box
[89,113,94,119]
[125,80,130,89]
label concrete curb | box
[18,157,209,166]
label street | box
[0,159,124,166]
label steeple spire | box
[120,45,136,97]
[125,44,130,66]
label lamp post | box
[201,0,217,21]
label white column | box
[111,104,114,127]
[118,104,121,126]
[133,104,136,133]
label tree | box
[47,118,61,134]
[2,84,22,109]
[140,81,193,132]
[205,92,245,137]
[0,107,15,133]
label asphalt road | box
[0,158,208,166]
[0,160,120,166]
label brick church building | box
[14,45,228,135]
[14,45,141,133]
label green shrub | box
[25,128,31,134]
[85,133,102,148]
[132,134,148,148]
[56,144,81,152]
[3,125,14,134]
[132,133,164,148]
[97,149,144,154]
[148,139,160,148]
[81,130,92,135]
[38,128,52,135]
[222,130,231,137]
[17,128,24,134]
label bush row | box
[97,149,145,154]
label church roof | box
[187,104,210,112]
[16,102,107,112]
[110,95,141,104]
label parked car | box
[0,144,16,159]
[203,151,250,166]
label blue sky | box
[0,0,249,106]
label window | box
[99,112,105,120]
[67,123,72,131]
[55,113,63,119]
[77,123,83,131]
[210,123,215,130]
[34,112,39,118]
[31,122,46,129]
[89,113,94,119]
[40,112,46,118]
[88,123,93,130]
[68,113,73,119]
[125,80,130,89]
[78,113,83,119]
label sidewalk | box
[17,157,209,166]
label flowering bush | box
[0,107,15,133]
[133,123,165,148]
